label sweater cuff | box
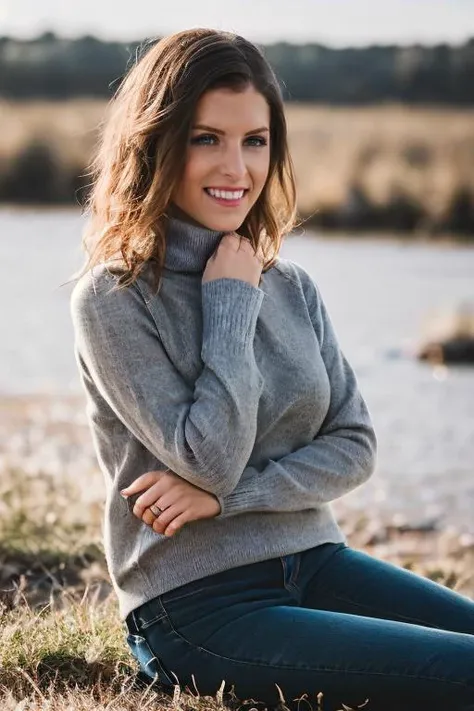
[201,278,264,357]
[216,481,266,519]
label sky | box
[1,0,473,46]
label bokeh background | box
[1,0,474,619]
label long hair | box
[69,27,299,295]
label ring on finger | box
[150,504,164,517]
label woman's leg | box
[126,553,474,711]
[298,543,474,634]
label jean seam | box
[161,584,216,605]
[291,554,301,586]
[301,543,348,602]
[156,596,472,689]
[132,600,167,630]
[281,554,301,592]
[139,612,167,629]
[327,593,445,630]
[126,630,177,686]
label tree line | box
[1,31,474,104]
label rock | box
[418,337,474,364]
[416,301,474,365]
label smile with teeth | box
[205,188,247,200]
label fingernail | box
[120,490,128,498]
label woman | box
[70,28,474,711]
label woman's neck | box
[164,205,228,273]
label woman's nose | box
[221,145,247,178]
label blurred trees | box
[0,32,473,104]
[0,33,473,234]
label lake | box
[1,207,473,531]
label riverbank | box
[1,201,474,247]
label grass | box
[285,103,474,217]
[0,100,473,235]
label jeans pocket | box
[126,632,177,688]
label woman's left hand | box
[120,469,221,537]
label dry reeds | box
[0,99,473,235]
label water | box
[1,207,473,530]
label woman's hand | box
[120,469,221,537]
[202,232,264,288]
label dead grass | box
[0,99,106,171]
[0,100,473,223]
[284,103,474,219]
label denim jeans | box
[125,542,474,710]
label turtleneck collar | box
[164,205,228,274]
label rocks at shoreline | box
[416,302,474,365]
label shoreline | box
[0,204,473,246]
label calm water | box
[1,207,473,529]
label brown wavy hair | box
[68,27,299,295]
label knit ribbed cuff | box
[216,480,267,518]
[201,278,265,357]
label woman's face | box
[171,84,271,232]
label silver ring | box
[150,504,163,517]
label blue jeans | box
[125,542,474,710]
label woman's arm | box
[215,267,377,518]
[70,266,265,498]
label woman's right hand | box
[202,232,264,288]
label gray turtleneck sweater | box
[70,214,377,620]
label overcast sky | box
[1,0,473,46]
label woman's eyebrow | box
[192,124,269,136]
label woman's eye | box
[190,134,216,145]
[246,136,268,147]
[190,134,267,147]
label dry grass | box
[284,103,474,220]
[0,99,473,224]
[0,99,106,172]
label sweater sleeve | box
[215,267,377,517]
[70,268,265,498]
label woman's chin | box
[197,207,248,232]
[169,201,247,232]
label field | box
[1,100,473,234]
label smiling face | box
[171,84,271,231]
